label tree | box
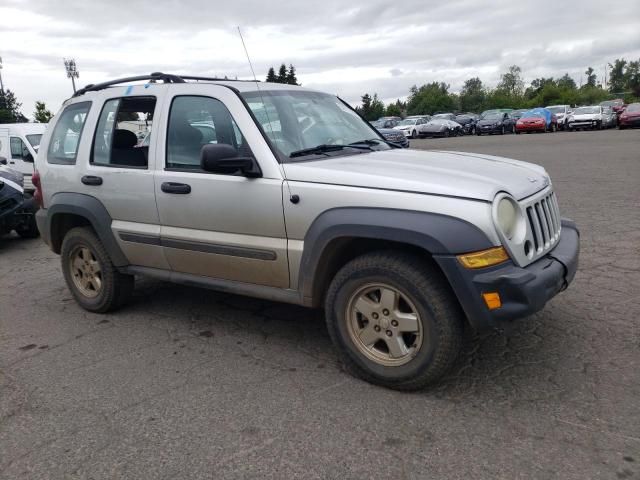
[369,94,385,120]
[285,64,298,85]
[625,59,640,97]
[525,77,556,100]
[608,58,627,93]
[358,93,373,119]
[584,67,597,88]
[277,64,288,83]
[459,77,486,112]
[0,89,27,123]
[556,73,577,90]
[265,67,277,83]
[406,82,455,115]
[34,101,53,123]
[385,99,406,117]
[497,65,524,97]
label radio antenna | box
[236,26,293,197]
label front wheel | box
[61,227,134,313]
[324,252,464,391]
[500,125,505,135]
[411,130,418,139]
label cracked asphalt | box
[1,129,639,479]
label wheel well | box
[50,213,92,254]
[310,237,437,307]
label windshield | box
[522,112,544,119]
[428,119,447,125]
[398,119,417,126]
[481,113,501,120]
[26,134,42,149]
[433,114,451,119]
[601,100,622,107]
[547,107,564,114]
[626,103,640,112]
[575,107,599,114]
[241,90,390,160]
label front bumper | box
[435,219,579,331]
[569,120,599,128]
[478,124,501,134]
[620,117,640,127]
[516,123,545,132]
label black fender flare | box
[45,192,128,266]
[298,207,494,304]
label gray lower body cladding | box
[434,219,579,331]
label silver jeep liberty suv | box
[34,73,579,390]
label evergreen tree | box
[277,64,288,83]
[0,89,27,123]
[584,67,597,88]
[285,64,298,85]
[266,67,277,83]
[34,101,53,123]
[608,59,627,93]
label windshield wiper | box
[289,143,373,158]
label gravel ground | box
[1,129,639,479]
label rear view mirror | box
[200,144,261,178]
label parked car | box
[515,108,558,133]
[0,164,39,238]
[432,113,457,121]
[601,106,617,128]
[454,114,478,135]
[600,99,626,118]
[510,109,528,121]
[476,111,515,135]
[422,118,463,137]
[34,72,579,391]
[480,108,513,117]
[0,123,47,193]
[567,106,604,130]
[618,103,640,129]
[372,117,401,129]
[377,127,410,148]
[393,117,430,139]
[546,105,571,130]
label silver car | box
[34,73,579,390]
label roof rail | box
[72,72,261,97]
[72,72,185,97]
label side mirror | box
[23,152,34,163]
[200,143,261,178]
[0,157,7,165]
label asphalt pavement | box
[1,129,639,479]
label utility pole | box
[63,58,79,93]
[0,56,4,93]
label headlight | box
[493,194,525,242]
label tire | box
[16,214,40,238]
[551,123,557,133]
[61,226,134,313]
[324,251,464,391]
[500,125,505,135]
[444,129,450,138]
[476,130,482,136]
[411,130,417,139]
[618,124,625,130]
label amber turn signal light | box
[457,246,509,269]
[482,292,502,310]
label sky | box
[1,0,639,119]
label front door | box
[154,86,289,288]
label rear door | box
[153,84,289,288]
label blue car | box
[515,108,559,133]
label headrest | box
[113,129,138,149]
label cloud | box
[0,0,639,117]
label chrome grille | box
[525,191,561,254]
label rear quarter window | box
[47,102,91,165]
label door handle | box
[81,175,103,186]
[161,182,191,194]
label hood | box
[394,124,414,130]
[284,149,549,201]
[424,123,446,131]
[0,165,25,195]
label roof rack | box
[72,72,261,97]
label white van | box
[0,123,48,192]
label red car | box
[515,110,558,133]
[618,103,640,129]
[600,99,626,117]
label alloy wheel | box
[346,283,423,367]
[69,245,103,298]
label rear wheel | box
[61,227,134,313]
[324,251,464,390]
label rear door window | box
[92,96,156,168]
[47,102,91,165]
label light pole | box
[64,58,79,93]
[0,56,4,93]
